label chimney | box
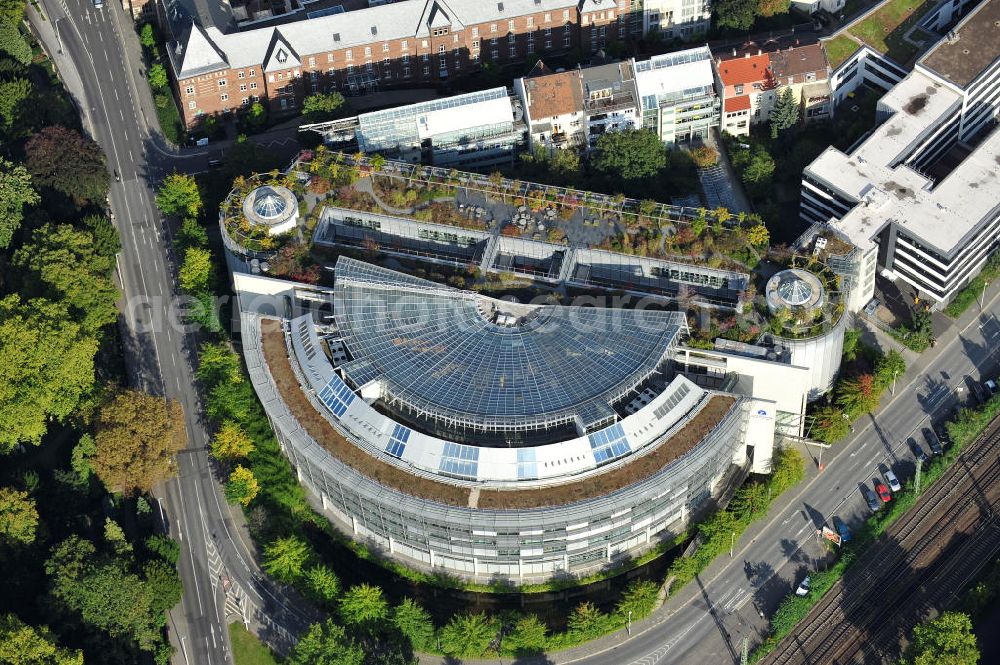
[745,52,750,59]
[757,49,762,56]
[733,48,737,56]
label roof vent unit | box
[497,2,504,11]
[813,236,828,256]
[946,30,959,43]
[371,26,378,36]
[333,32,341,42]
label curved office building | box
[241,258,752,581]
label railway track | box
[765,416,1000,665]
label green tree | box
[0,614,83,665]
[285,620,363,665]
[247,101,267,128]
[0,0,27,25]
[302,91,346,122]
[769,87,800,139]
[71,434,97,483]
[0,22,31,66]
[905,611,979,665]
[139,23,156,50]
[142,558,183,621]
[837,373,881,417]
[715,0,759,30]
[211,421,255,460]
[439,612,494,657]
[392,598,434,652]
[338,583,389,626]
[147,64,168,91]
[103,518,132,556]
[0,487,38,546]
[14,223,119,334]
[304,565,341,607]
[874,349,906,390]
[178,246,213,293]
[224,465,259,506]
[741,148,776,197]
[811,405,850,444]
[145,534,180,566]
[155,172,202,219]
[82,213,121,261]
[567,602,609,640]
[262,536,312,583]
[45,536,162,651]
[842,328,861,362]
[175,217,208,251]
[92,390,188,495]
[591,129,667,190]
[505,614,547,656]
[197,342,244,385]
[0,78,31,134]
[616,580,660,621]
[0,159,38,249]
[746,223,769,247]
[24,126,109,204]
[758,0,791,16]
[0,296,98,451]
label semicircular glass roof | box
[332,257,686,431]
[252,186,287,219]
[777,275,813,306]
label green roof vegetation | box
[825,34,862,69]
[847,0,936,64]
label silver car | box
[883,468,901,492]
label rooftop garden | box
[824,34,862,69]
[847,0,937,64]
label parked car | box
[882,467,901,492]
[93,0,104,7]
[874,480,892,503]
[795,576,811,597]
[910,439,930,465]
[934,422,952,448]
[923,427,944,456]
[862,484,881,511]
[833,516,852,543]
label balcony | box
[584,93,637,116]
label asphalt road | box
[30,2,311,664]
[31,3,1000,664]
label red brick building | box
[167,0,641,127]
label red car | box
[874,480,892,503]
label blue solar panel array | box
[516,448,538,480]
[318,375,356,418]
[589,423,631,465]
[440,442,479,479]
[385,423,410,458]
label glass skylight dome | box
[765,268,825,314]
[252,186,288,219]
[241,184,299,236]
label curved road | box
[32,3,1000,664]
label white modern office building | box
[800,0,1000,309]
[234,259,772,581]
[354,87,526,168]
[633,45,720,144]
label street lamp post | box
[891,370,898,395]
[730,531,735,558]
[981,279,988,311]
[627,610,632,637]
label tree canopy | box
[392,598,434,652]
[155,173,202,219]
[24,126,109,205]
[147,64,168,91]
[590,129,667,190]
[285,620,364,665]
[715,0,760,31]
[262,536,312,583]
[13,223,119,334]
[905,611,979,665]
[0,614,83,665]
[0,78,32,136]
[769,87,800,139]
[211,421,254,460]
[91,390,188,495]
[302,91,347,122]
[338,583,389,626]
[224,465,259,506]
[0,159,39,249]
[0,295,98,451]
[0,487,38,545]
[0,21,31,65]
[178,246,214,293]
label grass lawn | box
[848,0,936,64]
[825,34,862,69]
[229,624,278,665]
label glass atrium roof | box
[776,274,813,306]
[332,258,686,432]
[252,186,288,219]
